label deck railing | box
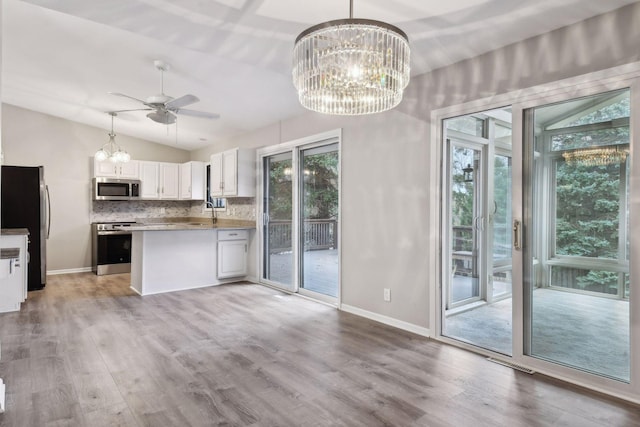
[268,219,337,253]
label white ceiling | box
[2,0,637,150]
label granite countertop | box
[127,217,255,232]
[1,248,20,259]
[1,228,30,236]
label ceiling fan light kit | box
[292,0,410,115]
[95,112,130,163]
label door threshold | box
[445,300,486,317]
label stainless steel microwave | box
[93,178,141,201]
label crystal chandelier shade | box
[95,113,130,163]
[292,2,410,115]
[562,145,629,167]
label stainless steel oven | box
[91,222,135,275]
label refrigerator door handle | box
[46,185,51,239]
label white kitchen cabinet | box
[217,229,248,278]
[210,148,255,197]
[94,158,139,179]
[139,161,159,198]
[159,163,180,199]
[0,233,28,313]
[179,161,205,200]
[139,162,179,199]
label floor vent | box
[487,357,535,374]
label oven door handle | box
[97,231,133,236]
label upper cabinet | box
[94,159,139,179]
[159,163,180,200]
[210,148,255,197]
[139,161,159,198]
[179,161,205,200]
[139,161,179,199]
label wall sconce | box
[463,164,474,182]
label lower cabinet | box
[0,234,28,313]
[217,230,248,279]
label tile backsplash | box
[91,198,256,223]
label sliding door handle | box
[513,219,522,250]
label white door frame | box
[257,129,342,306]
[429,62,640,404]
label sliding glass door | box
[259,131,341,303]
[440,83,638,398]
[524,89,631,382]
[299,143,340,299]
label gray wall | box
[1,104,190,271]
[192,2,640,330]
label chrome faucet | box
[205,200,218,225]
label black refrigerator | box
[1,165,49,291]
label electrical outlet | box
[383,288,391,302]
[160,207,166,214]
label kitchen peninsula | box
[128,219,254,296]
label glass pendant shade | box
[95,113,130,163]
[293,13,410,115]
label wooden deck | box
[266,249,339,298]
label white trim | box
[47,267,93,275]
[257,129,342,157]
[340,304,431,338]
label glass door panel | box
[491,154,512,300]
[299,143,339,299]
[525,89,630,382]
[443,109,514,356]
[263,152,294,288]
[449,144,482,306]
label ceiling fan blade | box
[175,108,220,119]
[111,108,153,113]
[147,110,177,125]
[165,94,199,109]
[108,92,148,105]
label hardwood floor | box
[0,273,638,426]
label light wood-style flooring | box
[0,273,638,426]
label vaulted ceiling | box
[2,0,636,150]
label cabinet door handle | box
[244,244,247,253]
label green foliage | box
[267,151,339,221]
[268,158,293,220]
[555,160,620,259]
[302,151,339,219]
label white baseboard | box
[340,304,431,338]
[47,267,93,275]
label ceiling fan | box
[110,60,220,125]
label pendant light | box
[292,0,410,115]
[95,112,130,163]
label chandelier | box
[95,112,130,163]
[292,0,410,115]
[562,145,629,167]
